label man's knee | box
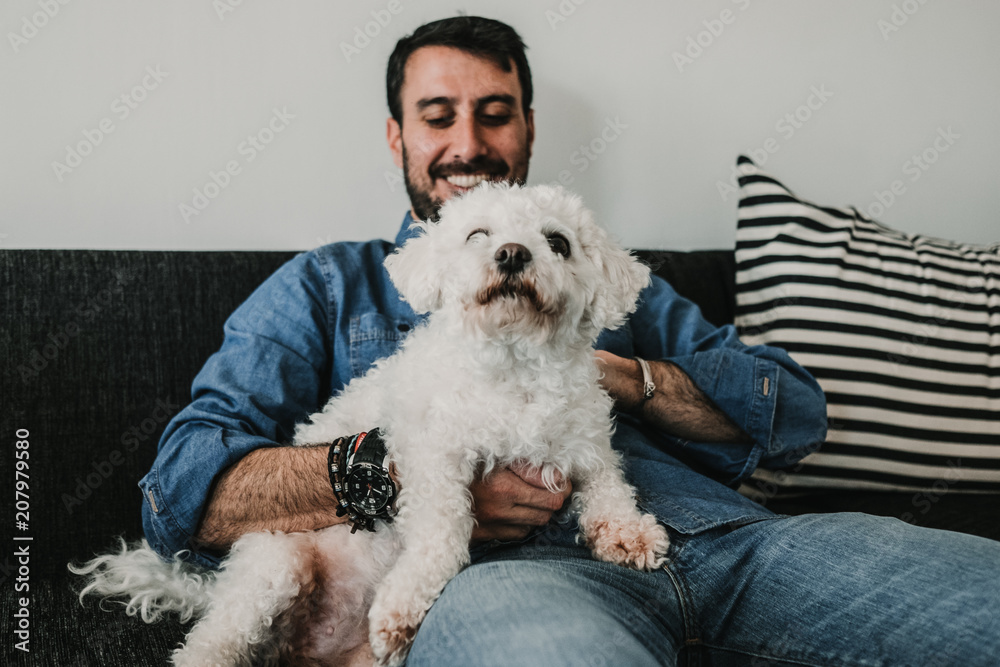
[406,558,670,667]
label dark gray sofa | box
[2,248,996,666]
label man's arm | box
[140,251,335,567]
[195,446,570,551]
[595,350,751,444]
[593,275,827,483]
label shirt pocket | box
[349,312,412,378]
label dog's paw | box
[368,595,428,667]
[585,513,669,571]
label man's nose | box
[449,115,489,162]
[495,243,532,275]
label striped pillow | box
[733,156,1000,496]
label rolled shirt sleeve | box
[599,276,828,485]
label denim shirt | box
[139,213,827,568]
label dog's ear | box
[578,213,651,335]
[384,223,445,313]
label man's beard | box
[402,146,529,222]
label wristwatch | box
[328,428,397,533]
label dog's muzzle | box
[495,243,531,276]
[475,243,556,315]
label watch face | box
[345,466,393,516]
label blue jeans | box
[406,513,1000,666]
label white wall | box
[1,0,997,251]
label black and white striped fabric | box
[733,156,1000,495]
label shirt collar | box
[394,210,423,248]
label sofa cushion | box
[0,580,189,665]
[733,156,1000,496]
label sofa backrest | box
[1,248,733,576]
[2,250,297,576]
[635,249,736,328]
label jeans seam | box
[661,534,699,655]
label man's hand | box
[469,462,572,542]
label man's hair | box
[386,16,532,125]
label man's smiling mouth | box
[445,173,493,188]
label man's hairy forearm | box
[597,351,750,444]
[641,359,751,443]
[195,445,343,550]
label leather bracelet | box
[635,356,656,405]
[327,436,352,519]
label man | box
[142,16,1000,665]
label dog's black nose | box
[494,243,532,275]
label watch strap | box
[347,427,389,468]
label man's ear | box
[383,224,444,313]
[525,108,535,160]
[387,117,403,169]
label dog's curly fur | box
[72,182,669,666]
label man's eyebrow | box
[415,96,454,111]
[414,94,517,112]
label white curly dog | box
[73,182,670,666]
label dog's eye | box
[466,228,490,242]
[547,233,571,258]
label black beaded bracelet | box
[326,435,352,519]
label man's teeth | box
[446,174,490,188]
